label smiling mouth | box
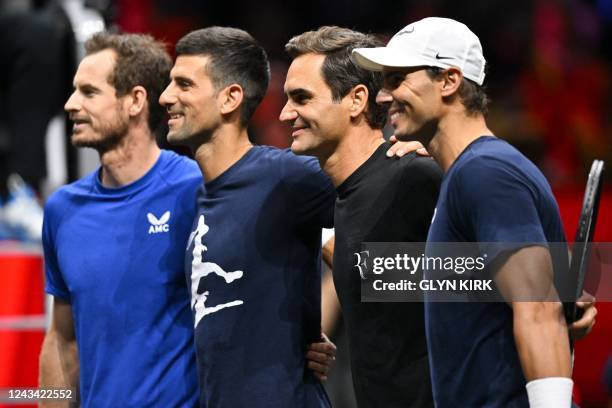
[167,113,184,126]
[389,110,403,122]
[291,126,309,138]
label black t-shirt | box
[333,142,442,408]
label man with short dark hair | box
[281,26,441,407]
[160,26,335,407]
[353,17,596,407]
[39,32,201,407]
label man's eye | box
[294,95,309,104]
[387,75,403,88]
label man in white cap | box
[353,17,596,408]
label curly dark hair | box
[425,67,490,116]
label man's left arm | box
[495,246,573,407]
[280,152,335,229]
[281,153,338,379]
[455,157,576,407]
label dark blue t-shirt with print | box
[186,146,335,408]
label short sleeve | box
[42,201,71,301]
[451,156,547,261]
[279,150,335,228]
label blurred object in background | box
[0,1,66,198]
[0,174,44,243]
[251,61,292,148]
[0,0,107,242]
[0,0,69,242]
[516,0,611,188]
[0,243,45,408]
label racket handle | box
[574,306,584,321]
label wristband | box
[526,377,573,408]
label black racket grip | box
[574,305,585,321]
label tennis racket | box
[564,159,604,324]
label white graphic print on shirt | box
[190,215,244,328]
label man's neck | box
[427,110,492,173]
[193,124,252,182]
[322,127,385,187]
[98,127,161,188]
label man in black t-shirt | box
[280,26,441,408]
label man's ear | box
[219,84,244,116]
[439,67,462,97]
[348,84,369,119]
[126,85,147,117]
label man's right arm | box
[39,297,79,407]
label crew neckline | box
[336,141,389,197]
[446,135,496,174]
[204,145,258,191]
[94,150,167,196]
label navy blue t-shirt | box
[44,150,201,407]
[186,146,335,407]
[425,136,568,407]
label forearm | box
[322,235,334,270]
[39,331,79,406]
[513,301,571,381]
[321,271,341,335]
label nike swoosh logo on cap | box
[435,53,453,60]
[397,27,415,36]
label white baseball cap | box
[352,17,486,85]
